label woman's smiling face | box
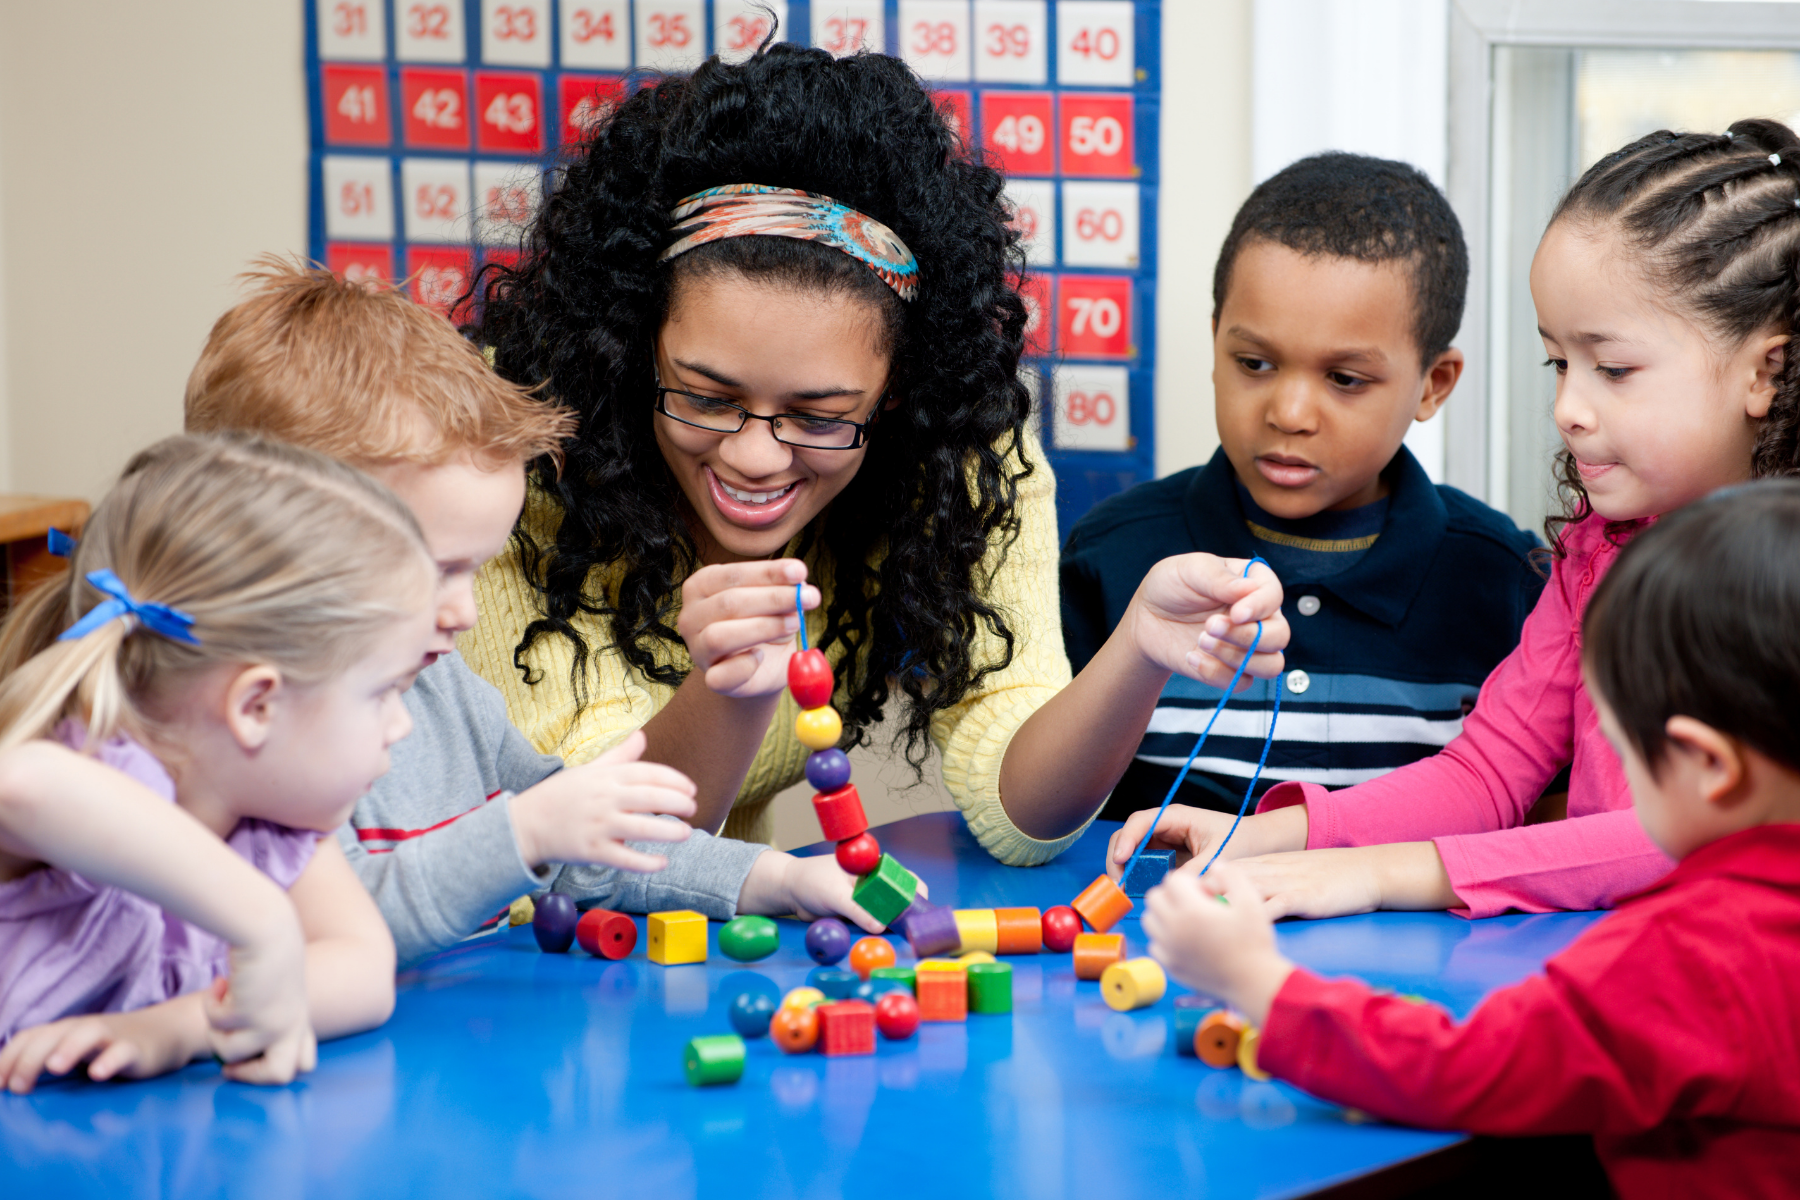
[653,272,893,563]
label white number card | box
[323,156,394,240]
[1061,180,1138,268]
[637,0,706,72]
[561,0,630,70]
[1004,179,1057,267]
[1053,364,1131,451]
[1056,1,1134,87]
[716,0,787,64]
[318,0,386,61]
[812,1,883,57]
[899,0,971,82]
[396,1,466,62]
[401,157,473,243]
[973,1,1046,85]
[481,0,551,67]
[474,161,542,247]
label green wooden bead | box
[683,1035,746,1086]
[869,965,916,994]
[966,961,1013,1014]
[718,915,780,962]
[850,854,920,928]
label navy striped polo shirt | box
[1060,446,1545,821]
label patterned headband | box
[660,184,919,302]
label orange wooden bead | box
[993,907,1043,954]
[1195,1010,1246,1069]
[771,1005,820,1054]
[1070,875,1133,933]
[1071,932,1125,980]
[916,966,968,1022]
[848,936,897,980]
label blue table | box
[0,814,1601,1199]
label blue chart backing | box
[304,0,1162,534]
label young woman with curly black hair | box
[459,42,1287,866]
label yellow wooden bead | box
[1100,957,1167,1012]
[957,951,997,965]
[647,910,708,965]
[507,895,535,927]
[795,706,843,751]
[916,959,963,972]
[1238,1023,1271,1080]
[781,986,827,1010]
[952,909,999,955]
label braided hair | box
[470,43,1033,769]
[1543,117,1800,552]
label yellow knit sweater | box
[459,438,1086,866]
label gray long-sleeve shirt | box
[337,651,767,966]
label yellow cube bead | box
[1238,1023,1271,1081]
[795,706,843,750]
[781,986,827,1010]
[952,909,999,955]
[647,910,708,965]
[1100,957,1167,1011]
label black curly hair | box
[1211,152,1469,366]
[1541,117,1800,555]
[470,42,1035,770]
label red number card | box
[475,71,543,154]
[406,247,476,320]
[935,89,973,150]
[401,68,470,149]
[979,91,1054,176]
[1058,274,1132,359]
[326,242,394,285]
[1018,272,1053,357]
[1059,93,1134,179]
[322,65,390,147]
[559,74,626,145]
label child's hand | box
[512,731,699,870]
[735,849,928,934]
[1106,804,1308,879]
[204,922,318,1083]
[1233,843,1459,920]
[677,560,821,699]
[0,1003,205,1094]
[1122,554,1288,690]
[1143,864,1294,1027]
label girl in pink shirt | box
[0,434,438,1091]
[1111,117,1800,918]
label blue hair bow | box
[46,528,76,557]
[57,569,200,646]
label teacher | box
[462,43,1285,865]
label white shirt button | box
[1296,595,1321,616]
[1286,669,1311,694]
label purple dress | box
[0,732,319,1045]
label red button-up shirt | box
[1261,824,1800,1199]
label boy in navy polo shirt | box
[1063,152,1544,821]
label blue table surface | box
[1,813,1602,1200]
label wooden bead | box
[771,1006,820,1053]
[875,989,921,1039]
[868,965,915,994]
[1070,875,1134,933]
[1120,848,1174,898]
[795,706,843,751]
[1196,1010,1246,1069]
[1100,957,1167,1011]
[966,961,1013,1014]
[1041,905,1082,953]
[804,917,852,965]
[915,958,963,972]
[835,831,881,876]
[953,909,999,955]
[816,999,877,1056]
[787,648,834,710]
[850,854,920,928]
[1238,1023,1271,1081]
[532,893,577,953]
[805,748,853,791]
[1072,932,1126,980]
[684,1035,746,1085]
[807,967,859,999]
[993,907,1043,955]
[848,936,897,980]
[728,991,777,1038]
[781,986,826,1011]
[916,966,968,1022]
[898,901,961,958]
[507,895,535,927]
[646,910,707,965]
[957,951,996,966]
[812,783,869,842]
[716,914,779,962]
[575,908,638,960]
[1174,997,1219,1058]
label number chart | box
[308,0,1161,530]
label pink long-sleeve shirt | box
[1256,514,1676,917]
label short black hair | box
[1583,479,1800,775]
[1211,152,1469,366]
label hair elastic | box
[1773,153,1784,167]
[58,569,200,646]
[661,184,919,302]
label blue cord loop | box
[795,582,808,651]
[57,569,200,646]
[1120,557,1283,883]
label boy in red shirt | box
[1145,480,1800,1200]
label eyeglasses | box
[654,385,874,450]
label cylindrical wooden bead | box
[807,967,858,999]
[1072,931,1126,980]
[953,909,999,955]
[795,706,843,750]
[993,907,1043,954]
[684,1035,746,1085]
[1174,998,1219,1057]
[787,648,834,710]
[575,907,638,960]
[1196,1010,1246,1069]
[1238,1023,1271,1081]
[966,961,1013,1014]
[812,784,868,841]
[901,903,962,959]
[1100,957,1167,1011]
[1070,874,1134,933]
[868,965,916,994]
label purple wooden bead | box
[805,917,852,965]
[532,892,578,953]
[900,901,961,959]
[805,748,853,792]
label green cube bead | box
[717,914,780,962]
[869,965,916,994]
[967,961,1013,1014]
[684,1035,746,1086]
[851,854,920,928]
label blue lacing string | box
[1119,557,1284,883]
[795,582,809,652]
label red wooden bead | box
[1041,905,1082,953]
[813,783,869,841]
[835,831,881,876]
[816,999,877,1056]
[875,990,921,1040]
[787,648,834,710]
[575,907,638,960]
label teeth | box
[721,481,791,505]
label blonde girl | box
[1114,118,1800,919]
[0,434,437,1091]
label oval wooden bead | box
[1196,1010,1246,1069]
[575,908,638,960]
[848,936,897,980]
[770,1006,820,1053]
[787,648,834,710]
[1100,957,1167,1011]
[795,706,843,751]
[532,893,577,953]
[717,914,780,962]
